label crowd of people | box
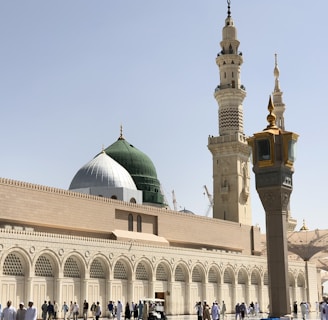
[195,301,261,320]
[0,300,37,320]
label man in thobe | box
[25,301,37,320]
[1,301,16,320]
[16,303,26,320]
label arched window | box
[130,198,136,203]
[128,214,133,231]
[137,215,142,232]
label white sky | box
[0,1,325,232]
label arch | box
[174,262,189,282]
[135,260,152,281]
[250,268,261,285]
[130,198,136,204]
[208,265,220,283]
[33,250,61,276]
[113,257,132,280]
[223,266,235,284]
[191,264,205,283]
[90,258,107,279]
[2,250,30,277]
[63,254,86,279]
[155,262,170,282]
[288,271,296,287]
[237,267,248,284]
[35,255,55,277]
[263,271,269,285]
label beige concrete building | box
[0,2,321,318]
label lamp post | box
[248,96,298,317]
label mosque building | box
[0,2,322,317]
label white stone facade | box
[0,226,315,317]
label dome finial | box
[299,219,309,231]
[227,0,231,17]
[118,124,125,140]
[265,95,278,129]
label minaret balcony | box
[217,50,243,56]
[214,84,246,92]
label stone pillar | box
[248,96,298,317]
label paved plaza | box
[166,313,321,320]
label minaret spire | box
[272,54,286,130]
[227,0,231,18]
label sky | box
[0,1,326,233]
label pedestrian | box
[16,303,26,320]
[72,303,79,320]
[95,302,101,320]
[300,302,308,320]
[133,304,138,320]
[293,301,298,317]
[69,302,74,320]
[25,301,37,320]
[235,303,240,320]
[1,301,16,320]
[138,301,143,320]
[62,303,69,320]
[142,302,147,320]
[107,302,113,319]
[90,303,96,320]
[83,300,89,320]
[47,301,54,320]
[53,302,59,320]
[116,301,122,320]
[41,302,48,320]
[124,303,130,320]
[211,302,219,320]
[239,303,246,320]
[221,301,226,319]
[195,301,203,320]
[203,303,210,320]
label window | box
[137,215,142,232]
[128,214,133,231]
[257,139,270,161]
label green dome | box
[104,135,164,206]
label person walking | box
[116,301,122,320]
[62,303,69,320]
[41,302,48,320]
[107,302,113,319]
[16,303,26,320]
[95,302,101,320]
[203,303,210,320]
[90,303,96,320]
[133,304,138,320]
[1,301,16,320]
[124,303,130,320]
[83,301,88,320]
[53,302,59,320]
[211,302,219,320]
[47,301,54,320]
[72,303,79,320]
[138,301,143,320]
[221,301,226,320]
[25,301,37,320]
[195,302,203,320]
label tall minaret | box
[208,0,252,225]
[272,54,297,231]
[272,54,286,130]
